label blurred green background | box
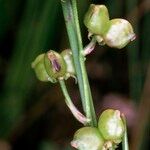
[0,0,149,149]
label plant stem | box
[83,37,96,56]
[61,0,97,126]
[59,80,89,125]
[61,0,85,111]
[71,0,97,126]
[122,114,129,150]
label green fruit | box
[71,127,104,150]
[84,4,110,36]
[61,49,76,79]
[104,19,136,49]
[98,109,125,144]
[44,50,67,80]
[31,54,56,82]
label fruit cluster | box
[31,49,75,83]
[84,4,136,49]
[31,4,132,150]
[71,109,125,150]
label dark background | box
[0,0,150,149]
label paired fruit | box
[84,4,136,49]
[72,109,125,150]
[32,49,75,83]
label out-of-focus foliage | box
[0,0,61,136]
[0,0,149,150]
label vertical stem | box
[61,0,85,111]
[61,0,97,126]
[122,114,129,150]
[72,0,97,126]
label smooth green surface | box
[122,115,129,150]
[98,109,124,143]
[32,54,51,82]
[84,4,110,36]
[73,127,104,150]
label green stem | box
[122,114,129,150]
[71,0,83,50]
[61,0,97,126]
[71,0,97,126]
[59,80,89,125]
[61,0,85,111]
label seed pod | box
[31,54,56,82]
[44,50,67,80]
[84,4,110,36]
[98,109,125,144]
[61,49,76,79]
[71,127,104,150]
[104,19,136,49]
